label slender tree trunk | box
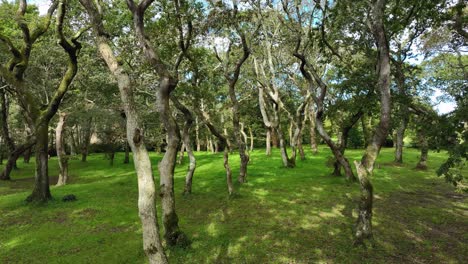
[178,143,185,165]
[394,60,409,164]
[271,129,279,148]
[69,128,77,155]
[354,0,392,245]
[416,129,428,170]
[309,103,318,154]
[277,127,294,168]
[361,114,372,148]
[109,151,115,166]
[195,116,200,152]
[124,140,130,164]
[0,89,17,170]
[315,118,356,181]
[23,147,32,163]
[56,112,69,186]
[0,140,3,165]
[0,142,33,180]
[223,128,232,152]
[265,128,271,156]
[298,137,305,160]
[208,138,214,153]
[249,126,254,152]
[156,80,187,246]
[81,118,92,162]
[394,121,406,164]
[214,139,219,153]
[290,99,308,165]
[197,108,233,195]
[79,1,168,260]
[97,35,167,264]
[171,97,197,195]
[27,124,52,202]
[23,125,32,163]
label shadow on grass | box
[0,148,467,263]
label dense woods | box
[0,0,466,263]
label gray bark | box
[56,112,69,186]
[80,0,168,261]
[265,128,271,156]
[171,97,196,195]
[353,0,392,245]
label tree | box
[0,0,86,202]
[211,1,252,182]
[352,0,392,245]
[79,0,168,261]
[125,0,193,246]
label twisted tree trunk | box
[80,0,168,261]
[353,0,392,245]
[171,97,196,195]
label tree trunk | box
[23,125,33,163]
[56,112,69,186]
[124,140,130,164]
[0,89,17,170]
[109,151,115,166]
[97,34,167,264]
[27,124,52,202]
[195,116,200,152]
[81,117,92,162]
[394,122,406,164]
[172,97,197,195]
[271,129,279,148]
[23,147,32,163]
[223,128,232,152]
[177,143,185,165]
[394,62,410,164]
[0,142,33,180]
[197,108,233,195]
[290,99,308,165]
[156,80,187,247]
[308,103,318,154]
[214,139,219,153]
[80,1,168,260]
[315,117,356,181]
[416,129,428,170]
[277,127,294,168]
[249,126,254,152]
[265,128,271,156]
[361,114,372,148]
[69,131,77,156]
[298,137,305,160]
[354,160,374,244]
[354,0,392,245]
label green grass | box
[0,147,467,263]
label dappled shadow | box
[1,148,467,263]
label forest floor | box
[0,147,467,263]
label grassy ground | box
[0,147,467,263]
